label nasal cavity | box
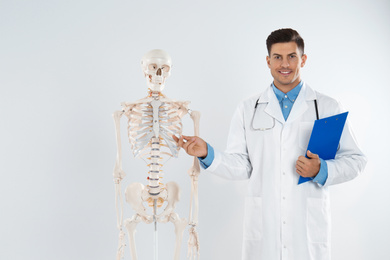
[156,68,162,76]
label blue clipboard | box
[298,111,349,184]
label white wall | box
[1,0,389,259]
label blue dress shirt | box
[199,82,328,185]
[272,81,302,121]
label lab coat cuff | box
[198,143,215,169]
[312,158,328,186]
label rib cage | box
[123,99,187,163]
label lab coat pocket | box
[243,197,262,240]
[307,198,331,260]
[299,122,314,150]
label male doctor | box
[174,28,367,260]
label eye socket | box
[162,65,170,72]
[148,64,157,70]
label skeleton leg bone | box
[124,215,142,260]
[124,183,153,260]
[170,212,188,260]
[154,182,187,260]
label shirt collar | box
[272,81,303,103]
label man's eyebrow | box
[272,52,298,56]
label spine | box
[148,137,161,196]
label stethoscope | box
[251,97,319,131]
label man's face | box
[266,41,307,93]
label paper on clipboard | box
[298,111,349,185]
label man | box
[174,28,367,260]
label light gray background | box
[1,0,389,259]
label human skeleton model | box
[112,49,200,260]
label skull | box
[141,49,172,92]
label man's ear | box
[301,54,307,67]
[266,56,271,68]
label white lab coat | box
[207,82,367,260]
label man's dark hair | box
[266,28,305,56]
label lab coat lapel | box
[262,85,285,124]
[286,83,316,123]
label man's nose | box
[156,68,162,76]
[281,59,289,68]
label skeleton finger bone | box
[187,226,200,260]
[116,230,126,260]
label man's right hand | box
[173,135,208,158]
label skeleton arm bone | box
[112,109,126,260]
[113,110,126,182]
[187,109,201,259]
[113,101,148,259]
[113,100,151,259]
[171,103,201,257]
[187,110,201,220]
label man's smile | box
[279,70,292,76]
